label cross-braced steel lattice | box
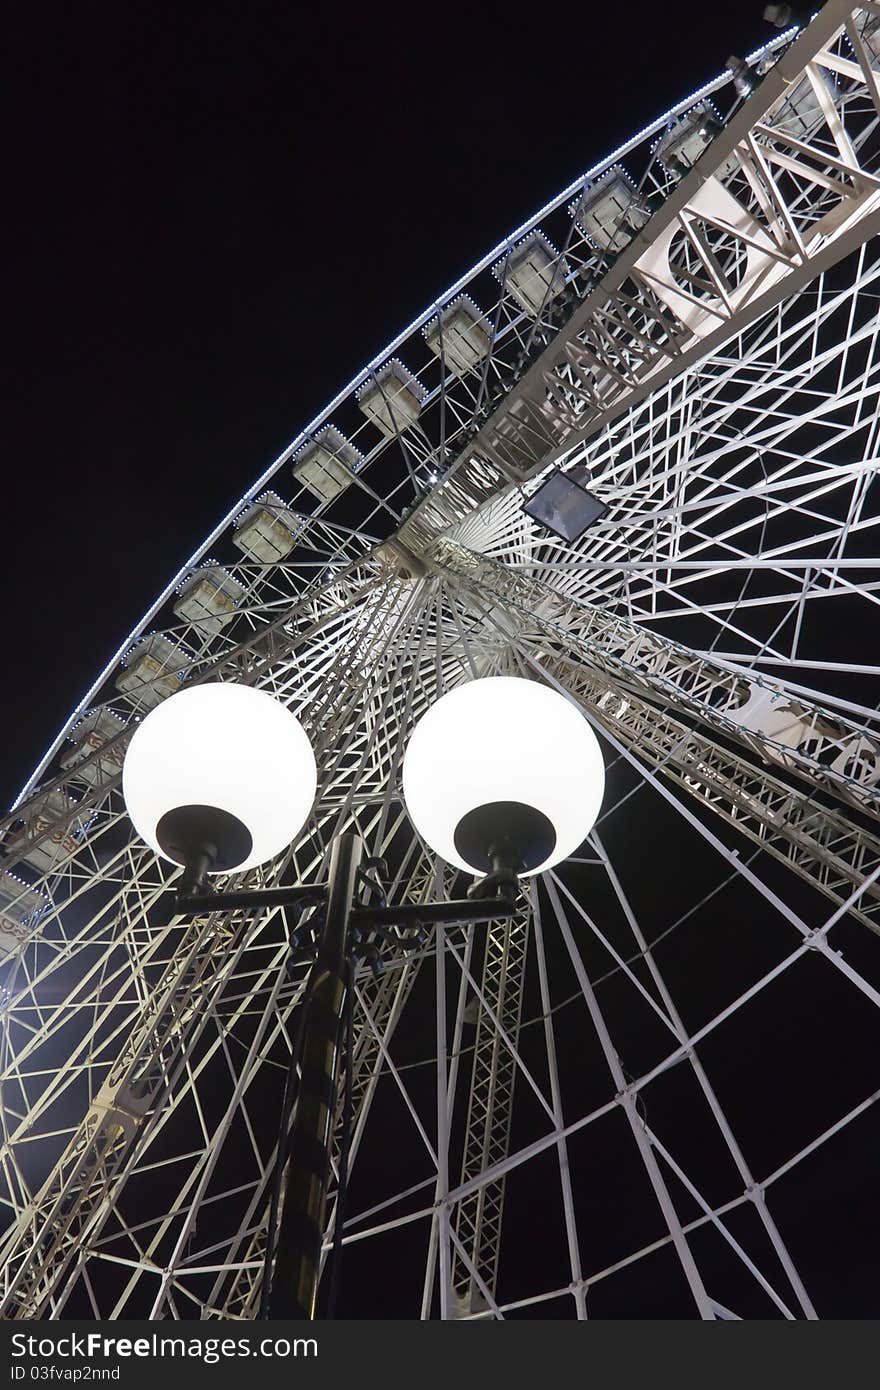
[2,0,879,1319]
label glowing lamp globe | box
[122,683,317,875]
[401,676,605,876]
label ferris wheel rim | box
[6,29,799,815]
[3,3,880,1320]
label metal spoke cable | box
[385,845,766,1079]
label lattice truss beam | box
[400,0,880,551]
[0,550,878,1318]
[450,904,530,1316]
[429,543,880,935]
[15,4,876,818]
[0,565,520,1317]
[445,243,880,719]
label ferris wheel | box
[2,0,880,1320]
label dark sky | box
[6,2,880,1321]
[4,0,773,810]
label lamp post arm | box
[350,897,517,929]
[174,890,517,926]
[174,882,328,914]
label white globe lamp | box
[401,676,605,877]
[122,682,317,881]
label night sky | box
[4,0,773,809]
[6,0,879,1320]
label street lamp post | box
[268,829,360,1320]
[122,675,605,1319]
[172,832,519,1320]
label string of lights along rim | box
[2,0,880,1320]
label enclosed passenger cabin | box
[423,297,492,377]
[5,791,84,874]
[494,232,567,318]
[173,563,245,636]
[232,491,303,563]
[116,634,188,709]
[356,360,426,438]
[293,427,363,504]
[655,104,722,179]
[770,69,840,140]
[569,168,650,252]
[60,709,127,788]
[0,870,47,956]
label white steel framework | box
[1,0,879,1319]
